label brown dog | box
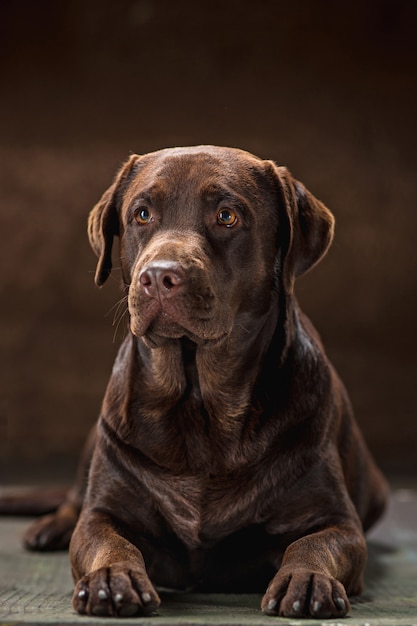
[16,146,389,618]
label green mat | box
[0,488,416,625]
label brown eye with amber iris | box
[136,207,153,225]
[217,208,237,227]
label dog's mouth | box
[129,298,230,348]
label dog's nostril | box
[139,270,152,287]
[163,275,174,290]
[162,272,183,290]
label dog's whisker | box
[113,309,129,340]
[112,306,128,330]
[105,296,128,320]
[107,297,130,343]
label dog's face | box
[88,146,334,347]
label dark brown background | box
[1,0,416,482]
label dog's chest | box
[141,465,267,549]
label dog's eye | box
[135,208,153,225]
[217,208,237,227]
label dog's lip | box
[142,330,229,349]
[143,328,230,349]
[128,283,233,346]
[130,309,229,347]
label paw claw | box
[141,592,152,604]
[312,600,322,614]
[335,597,346,612]
[292,600,302,614]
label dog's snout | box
[139,261,185,299]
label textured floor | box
[0,487,416,625]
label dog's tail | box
[0,486,68,516]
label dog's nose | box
[139,261,185,299]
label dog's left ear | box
[270,164,335,292]
[88,155,141,286]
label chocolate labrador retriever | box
[7,146,389,619]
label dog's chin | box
[130,312,229,349]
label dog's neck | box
[104,296,295,472]
[132,296,290,422]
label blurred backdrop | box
[1,0,416,482]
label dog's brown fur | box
[16,146,388,618]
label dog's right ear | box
[88,155,141,286]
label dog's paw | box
[72,564,161,617]
[261,568,350,619]
[23,514,75,551]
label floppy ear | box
[272,164,335,292]
[88,155,141,286]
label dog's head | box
[88,146,334,346]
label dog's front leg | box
[70,510,160,617]
[261,523,367,619]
